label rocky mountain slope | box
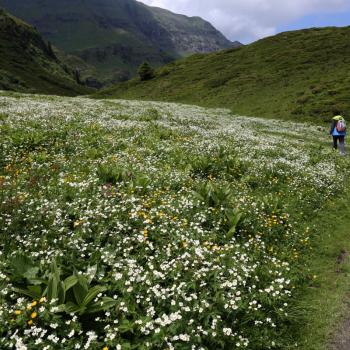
[0,8,91,95]
[96,26,350,122]
[0,0,240,85]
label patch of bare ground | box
[329,299,350,350]
[329,249,350,350]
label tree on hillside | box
[138,62,155,81]
[74,69,82,85]
[47,41,57,60]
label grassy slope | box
[0,9,91,96]
[96,26,350,123]
[293,188,350,349]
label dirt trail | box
[328,220,350,350]
[329,307,350,350]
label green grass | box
[96,26,350,124]
[292,189,350,349]
[0,9,92,96]
[2,93,350,349]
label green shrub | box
[97,164,133,185]
[0,113,8,122]
[139,108,160,122]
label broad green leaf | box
[119,319,134,333]
[12,287,40,299]
[77,274,89,290]
[47,278,57,301]
[58,281,66,305]
[226,208,243,240]
[120,343,132,350]
[22,267,39,281]
[73,279,88,305]
[85,297,117,314]
[27,285,42,298]
[10,255,35,279]
[26,277,45,286]
[81,285,107,307]
[53,304,66,313]
[64,302,85,314]
[63,275,78,291]
[50,260,60,280]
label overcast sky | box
[138,0,350,43]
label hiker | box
[330,115,347,155]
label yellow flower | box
[27,305,32,311]
[31,301,37,307]
[28,320,33,326]
[103,347,109,350]
[39,297,46,303]
[14,310,22,315]
[31,312,37,319]
[74,220,83,228]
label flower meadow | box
[0,91,349,350]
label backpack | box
[336,119,346,132]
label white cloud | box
[138,0,350,42]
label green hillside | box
[96,26,350,123]
[0,0,236,85]
[0,9,91,95]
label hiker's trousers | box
[333,136,346,154]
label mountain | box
[95,26,350,123]
[144,6,241,55]
[0,0,239,85]
[0,8,91,95]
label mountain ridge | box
[0,0,240,85]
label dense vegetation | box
[1,91,349,349]
[0,0,236,85]
[97,26,350,123]
[0,9,91,96]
